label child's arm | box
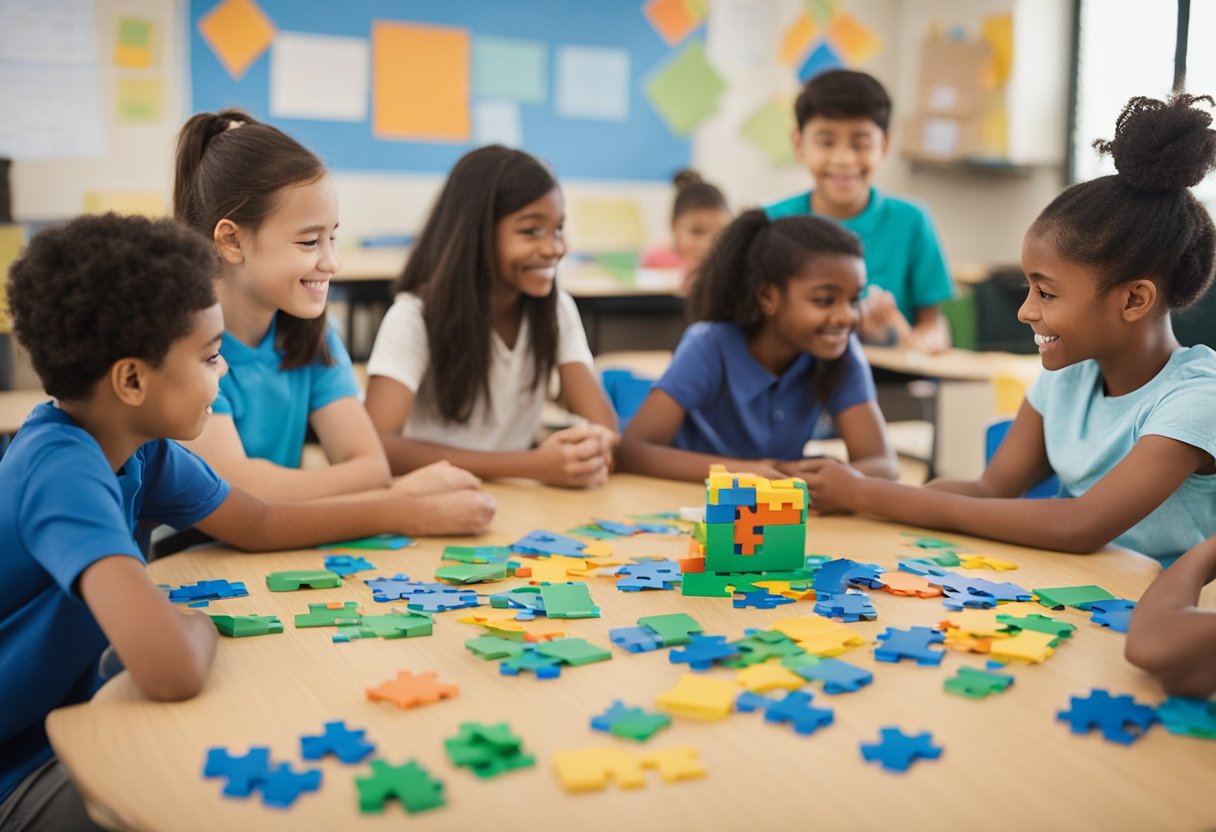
[1125,536,1216,698]
[800,432,1207,553]
[783,400,898,480]
[926,401,1055,498]
[184,401,391,502]
[79,557,217,701]
[557,361,619,437]
[615,389,786,482]
[911,306,951,353]
[195,481,495,548]
[364,376,608,488]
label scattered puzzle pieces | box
[771,616,867,657]
[657,674,739,720]
[322,554,375,575]
[511,530,587,558]
[988,629,1056,664]
[203,747,322,808]
[1057,689,1158,744]
[1088,599,1136,634]
[444,722,535,778]
[784,656,873,694]
[539,582,601,618]
[266,570,341,592]
[617,560,682,591]
[295,601,362,628]
[874,626,945,666]
[735,690,834,735]
[670,634,741,671]
[592,701,672,741]
[814,590,877,622]
[209,614,282,638]
[1033,585,1118,610]
[551,746,705,792]
[944,666,1014,699]
[861,727,943,772]
[300,720,375,764]
[876,571,942,598]
[356,759,444,814]
[168,579,248,607]
[733,588,796,609]
[366,671,458,709]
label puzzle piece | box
[656,674,739,720]
[639,747,707,782]
[366,671,458,709]
[670,634,741,671]
[591,701,672,741]
[444,722,535,778]
[552,747,647,792]
[1088,599,1136,633]
[322,554,375,576]
[944,666,1015,699]
[295,601,362,628]
[465,635,528,660]
[1157,697,1216,740]
[616,560,682,591]
[336,612,432,641]
[637,612,704,646]
[405,591,479,613]
[434,562,510,584]
[356,759,445,814]
[326,533,412,550]
[901,533,959,550]
[209,614,282,638]
[514,555,587,585]
[733,589,796,609]
[874,626,945,666]
[996,613,1076,641]
[203,746,272,797]
[897,559,953,577]
[1057,689,1158,744]
[988,629,1056,663]
[511,530,587,557]
[735,690,834,735]
[539,582,600,618]
[771,616,867,657]
[784,656,873,694]
[300,720,375,764]
[536,637,613,666]
[168,579,248,607]
[876,571,942,598]
[814,590,877,622]
[442,545,514,563]
[813,558,886,594]
[958,554,1018,571]
[938,607,1008,637]
[735,663,806,693]
[610,626,664,653]
[750,580,816,601]
[861,727,943,772]
[499,646,564,679]
[260,763,322,808]
[1033,584,1118,610]
[723,629,806,667]
[265,570,341,591]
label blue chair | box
[985,418,1059,498]
[600,369,655,430]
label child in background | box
[616,210,898,483]
[641,169,732,294]
[364,146,618,488]
[1125,534,1216,698]
[801,94,1216,567]
[174,110,479,503]
[0,216,493,828]
[767,69,953,352]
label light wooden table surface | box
[0,388,48,434]
[863,345,1041,384]
[47,475,1215,832]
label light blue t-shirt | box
[656,322,876,459]
[212,318,359,468]
[765,187,954,325]
[1026,346,1216,566]
[0,403,229,802]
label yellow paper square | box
[114,17,154,69]
[780,11,817,65]
[197,0,275,81]
[115,77,163,123]
[827,11,882,65]
[0,225,25,334]
[372,21,470,142]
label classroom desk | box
[0,388,48,435]
[46,475,1216,832]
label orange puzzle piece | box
[366,671,458,709]
[876,571,943,598]
[733,521,765,555]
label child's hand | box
[535,427,611,488]
[391,461,482,496]
[858,287,914,347]
[798,458,864,514]
[400,490,496,536]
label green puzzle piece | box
[266,569,342,592]
[209,614,283,638]
[944,666,1015,699]
[295,601,361,628]
[535,637,612,666]
[434,562,509,584]
[1032,585,1117,610]
[465,635,528,660]
[356,759,444,814]
[335,613,432,642]
[722,630,805,667]
[442,545,513,564]
[636,613,703,646]
[444,722,534,778]
[996,613,1076,642]
[538,582,600,619]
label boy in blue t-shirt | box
[767,69,954,352]
[0,214,492,828]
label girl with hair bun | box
[802,93,1216,566]
[641,169,732,293]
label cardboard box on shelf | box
[916,35,993,118]
[901,114,986,161]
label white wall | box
[10,0,1073,268]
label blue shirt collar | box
[723,324,817,401]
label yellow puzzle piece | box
[552,747,646,792]
[656,674,739,721]
[988,629,1056,663]
[771,616,868,657]
[735,663,806,693]
[640,747,707,783]
[959,554,1019,571]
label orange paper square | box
[372,21,470,142]
[780,11,817,66]
[197,0,275,80]
[827,11,882,65]
[644,0,699,47]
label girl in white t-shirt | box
[365,146,618,488]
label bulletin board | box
[188,0,695,181]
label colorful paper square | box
[115,17,153,69]
[556,45,630,121]
[115,77,162,123]
[797,40,843,82]
[372,21,470,142]
[643,0,703,47]
[740,98,795,165]
[644,39,725,136]
[473,36,547,103]
[827,11,882,65]
[196,0,275,81]
[780,11,817,66]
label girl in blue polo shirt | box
[617,210,898,483]
[801,93,1216,567]
[173,110,482,504]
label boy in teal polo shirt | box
[767,69,954,352]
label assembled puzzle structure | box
[681,465,811,596]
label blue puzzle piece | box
[669,634,741,671]
[499,645,563,678]
[616,560,682,592]
[590,700,672,741]
[168,579,248,607]
[203,746,272,797]
[874,626,945,666]
[790,657,873,694]
[813,558,886,594]
[705,503,739,523]
[1157,697,1216,739]
[861,727,943,772]
[363,574,415,602]
[632,521,682,534]
[1057,688,1159,745]
[930,574,1033,610]
[406,591,479,613]
[260,763,322,808]
[1089,599,1136,634]
[736,690,834,736]
[322,555,375,576]
[813,590,876,622]
[733,589,796,610]
[609,626,664,653]
[300,720,375,764]
[715,484,757,506]
[510,530,586,557]
[897,560,952,578]
[591,518,638,536]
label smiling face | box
[494,187,566,298]
[760,253,866,361]
[1018,230,1127,371]
[233,174,341,320]
[672,207,731,272]
[137,303,228,441]
[793,116,889,219]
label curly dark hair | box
[1032,93,1216,310]
[7,213,218,400]
[794,69,891,132]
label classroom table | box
[45,474,1215,831]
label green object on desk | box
[538,582,600,619]
[209,614,283,638]
[434,562,509,584]
[941,292,976,351]
[592,251,638,284]
[323,533,413,550]
[1032,585,1118,610]
[294,601,361,628]
[265,569,342,592]
[535,636,612,666]
[442,545,513,563]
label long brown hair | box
[399,146,560,423]
[174,108,331,368]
